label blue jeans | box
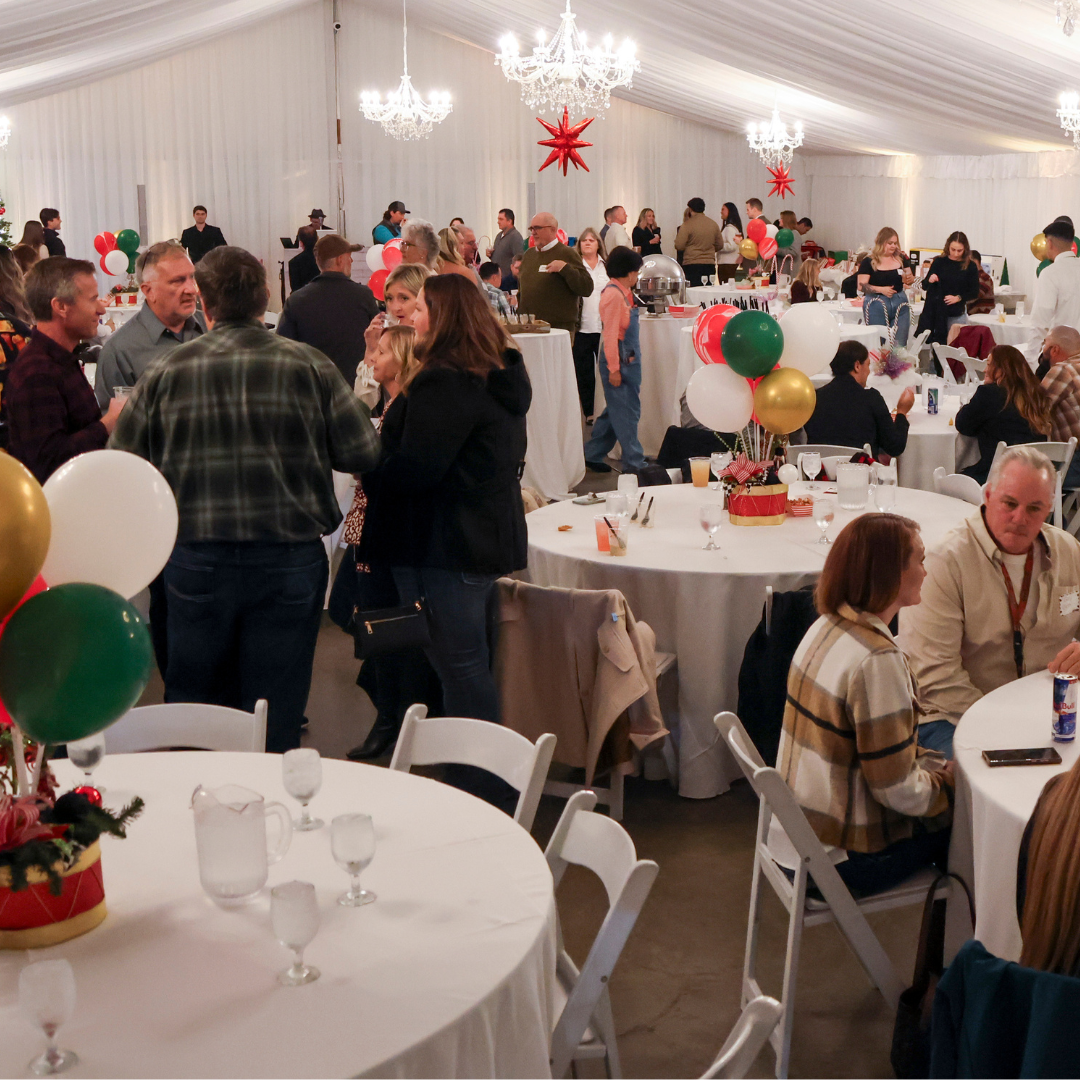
[863,292,910,347]
[835,825,951,898]
[584,358,646,471]
[918,719,956,759]
[164,540,328,753]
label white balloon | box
[685,364,754,432]
[779,303,842,376]
[765,223,778,239]
[777,463,800,485]
[365,244,386,272]
[42,450,179,599]
[103,248,128,276]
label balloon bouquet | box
[1031,230,1080,278]
[364,237,405,300]
[0,449,177,934]
[738,220,797,279]
[95,229,141,278]
[684,302,841,523]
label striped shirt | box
[109,320,380,543]
[777,603,952,854]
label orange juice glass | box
[594,515,610,552]
[689,457,711,488]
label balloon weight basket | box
[728,483,789,526]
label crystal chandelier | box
[495,1,639,114]
[360,0,451,141]
[0,117,10,150]
[1058,92,1080,147]
[746,108,804,168]
[1058,0,1078,35]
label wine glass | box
[331,813,376,906]
[282,748,323,831]
[801,452,821,491]
[710,451,732,490]
[67,733,105,794]
[19,959,78,1075]
[700,504,725,552]
[813,498,835,544]
[270,880,321,986]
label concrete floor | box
[138,615,918,1080]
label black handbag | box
[349,599,431,660]
[890,871,976,1079]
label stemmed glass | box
[813,498,835,544]
[331,813,377,906]
[282,748,323,831]
[801,452,822,491]
[700,504,725,552]
[710,451,732,491]
[270,880,321,986]
[19,959,78,1075]
[67,733,105,794]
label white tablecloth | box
[638,315,694,457]
[896,396,979,491]
[819,299,866,324]
[685,285,781,314]
[966,313,1041,348]
[517,328,585,500]
[526,482,973,799]
[0,753,557,1078]
[951,670,1067,962]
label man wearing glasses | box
[517,212,593,338]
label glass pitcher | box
[191,784,292,906]
[836,462,871,510]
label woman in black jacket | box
[956,344,1050,484]
[360,274,530,803]
[916,231,981,346]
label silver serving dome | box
[635,254,687,309]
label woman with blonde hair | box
[573,227,609,421]
[789,258,821,304]
[857,227,914,346]
[358,262,432,406]
[632,209,662,256]
[436,227,478,281]
[956,344,1051,484]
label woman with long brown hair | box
[0,246,33,451]
[857,226,914,346]
[957,344,1051,484]
[778,513,954,896]
[789,258,821,304]
[358,274,530,809]
[920,230,980,337]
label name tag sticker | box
[1061,588,1080,616]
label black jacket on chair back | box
[360,348,531,574]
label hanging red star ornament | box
[536,108,594,175]
[766,163,795,199]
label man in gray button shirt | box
[94,241,204,408]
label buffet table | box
[0,753,557,1078]
[526,482,973,799]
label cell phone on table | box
[982,747,1063,767]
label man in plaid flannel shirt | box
[111,246,380,752]
[1041,324,1080,490]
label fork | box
[630,491,646,522]
[641,496,655,527]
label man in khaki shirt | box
[673,197,722,287]
[900,446,1080,758]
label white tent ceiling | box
[4,0,1080,156]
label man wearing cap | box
[278,234,378,387]
[373,201,409,245]
[289,209,326,294]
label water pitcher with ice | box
[836,462,871,509]
[191,785,292,905]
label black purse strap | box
[911,870,976,995]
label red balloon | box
[759,237,778,260]
[382,238,404,272]
[94,232,118,256]
[693,304,739,364]
[0,576,47,728]
[557,229,567,245]
[746,219,767,244]
[368,269,389,301]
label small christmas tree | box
[0,193,10,246]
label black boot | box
[347,715,399,761]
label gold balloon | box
[754,368,817,435]
[0,452,51,619]
[1031,233,1048,261]
[739,238,759,260]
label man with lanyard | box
[900,445,1080,758]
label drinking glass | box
[876,479,897,513]
[270,880,321,986]
[331,813,377,906]
[282,748,323,831]
[604,513,631,556]
[700,504,725,552]
[616,472,639,499]
[19,959,78,1075]
[813,498,835,544]
[67,733,105,793]
[689,457,711,488]
[604,492,629,516]
[710,452,732,490]
[800,452,822,490]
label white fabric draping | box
[0,752,557,1078]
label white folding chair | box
[932,343,966,384]
[988,438,1076,529]
[909,328,931,367]
[103,700,268,753]
[700,996,783,1080]
[714,712,950,1079]
[963,355,987,383]
[262,310,281,329]
[784,443,864,464]
[932,466,983,506]
[546,791,659,1079]
[389,704,556,832]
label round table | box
[966,313,1041,348]
[685,285,781,314]
[952,670,1066,962]
[896,394,979,492]
[526,482,974,799]
[0,753,557,1078]
[515,328,585,500]
[819,299,866,324]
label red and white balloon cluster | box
[364,238,405,299]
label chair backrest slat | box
[103,700,267,753]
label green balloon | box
[1037,258,1052,277]
[776,228,795,249]
[115,228,141,255]
[127,252,137,275]
[720,310,785,378]
[0,583,152,744]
